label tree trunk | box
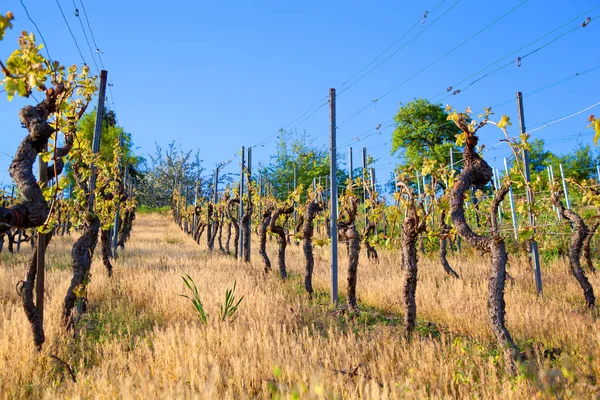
[449,124,520,374]
[208,210,219,251]
[227,199,240,259]
[117,207,135,250]
[242,180,253,262]
[551,194,596,308]
[439,211,459,278]
[218,214,225,253]
[397,181,427,337]
[258,208,273,273]
[63,214,100,328]
[302,201,322,295]
[225,222,232,255]
[337,196,360,311]
[582,221,599,275]
[195,222,206,244]
[269,205,294,279]
[362,222,378,262]
[402,229,419,334]
[6,230,14,253]
[20,231,53,348]
[100,229,113,277]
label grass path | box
[0,213,599,399]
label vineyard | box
[1,3,600,400]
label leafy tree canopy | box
[391,99,460,173]
[136,142,205,208]
[259,129,347,200]
[521,139,599,182]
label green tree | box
[549,143,597,182]
[391,99,460,172]
[259,130,347,200]
[136,141,205,208]
[76,110,138,166]
[527,139,554,173]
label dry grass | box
[0,213,599,399]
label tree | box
[259,129,347,200]
[391,99,461,172]
[136,142,205,208]
[527,139,553,173]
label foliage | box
[589,114,600,146]
[1,14,98,233]
[259,129,347,200]
[180,274,207,324]
[136,142,205,208]
[219,281,244,322]
[179,274,244,324]
[391,99,460,173]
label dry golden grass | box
[0,213,599,399]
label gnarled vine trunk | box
[439,210,459,279]
[269,205,294,279]
[0,89,73,234]
[582,221,599,275]
[227,199,240,259]
[551,193,596,308]
[362,222,378,262]
[0,85,85,349]
[20,231,53,348]
[397,181,427,336]
[100,228,113,277]
[242,183,253,263]
[218,214,225,253]
[258,207,273,273]
[225,222,232,254]
[337,196,360,311]
[63,213,100,328]
[117,207,135,250]
[302,200,323,295]
[449,122,520,374]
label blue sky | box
[1,0,599,190]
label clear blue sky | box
[1,0,599,190]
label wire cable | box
[79,0,106,70]
[526,101,600,134]
[71,0,99,74]
[55,0,87,65]
[337,0,457,96]
[490,64,600,109]
[429,5,600,102]
[337,0,530,128]
[252,0,456,150]
[18,0,53,61]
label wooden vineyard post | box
[88,70,108,212]
[112,131,124,258]
[193,180,199,237]
[239,146,245,259]
[244,146,252,262]
[362,147,368,226]
[517,91,542,295]
[329,88,338,306]
[293,164,298,237]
